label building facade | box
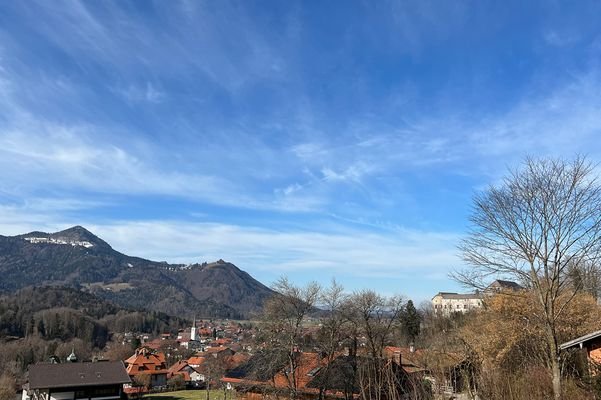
[431,292,483,315]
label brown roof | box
[125,349,168,376]
[168,361,197,382]
[28,361,131,389]
[187,356,206,365]
[383,346,426,373]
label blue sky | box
[1,1,601,303]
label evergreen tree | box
[400,300,421,344]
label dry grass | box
[144,389,236,400]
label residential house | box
[187,356,206,369]
[124,348,168,393]
[167,361,203,388]
[384,346,426,375]
[222,350,414,399]
[204,346,235,359]
[222,351,327,399]
[407,349,474,395]
[21,361,130,400]
[485,279,523,293]
[384,346,476,396]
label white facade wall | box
[50,392,75,400]
[26,390,121,400]
[432,294,482,316]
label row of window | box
[74,386,120,398]
[434,304,469,309]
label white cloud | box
[71,221,461,284]
[115,82,165,104]
[321,162,374,183]
[543,30,580,47]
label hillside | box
[0,286,187,344]
[177,260,274,317]
[0,226,275,318]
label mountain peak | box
[1,227,273,318]
[51,226,111,249]
[56,225,93,235]
[205,259,239,270]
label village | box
[18,315,467,400]
[16,276,601,400]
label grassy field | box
[144,390,236,400]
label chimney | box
[409,343,415,353]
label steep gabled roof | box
[168,361,199,382]
[28,361,131,389]
[125,348,167,375]
[487,280,523,291]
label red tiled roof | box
[125,348,167,376]
[168,360,189,374]
[187,356,206,366]
[273,352,323,390]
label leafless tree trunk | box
[344,290,406,399]
[345,290,405,359]
[455,156,601,400]
[261,277,321,399]
[316,279,349,399]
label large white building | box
[432,280,523,316]
[431,292,483,315]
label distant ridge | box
[0,226,275,318]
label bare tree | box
[344,290,406,400]
[345,290,405,359]
[314,279,350,399]
[455,156,601,400]
[567,259,601,300]
[261,277,321,399]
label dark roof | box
[487,280,523,290]
[560,329,601,350]
[307,355,407,393]
[224,350,288,381]
[432,292,482,300]
[28,361,131,389]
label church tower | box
[190,316,197,341]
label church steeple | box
[190,316,197,341]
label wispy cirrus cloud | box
[0,204,461,301]
[114,82,165,104]
[1,0,601,298]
